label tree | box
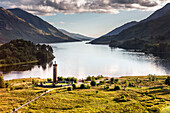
[0,74,5,88]
[90,80,96,86]
[165,77,170,85]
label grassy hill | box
[0,75,169,112]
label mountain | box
[141,3,170,23]
[6,8,77,43]
[89,21,138,44]
[109,11,170,49]
[0,7,55,43]
[58,29,93,41]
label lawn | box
[0,76,169,113]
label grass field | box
[0,76,169,113]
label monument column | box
[53,61,58,83]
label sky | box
[0,0,170,38]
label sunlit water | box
[2,41,170,80]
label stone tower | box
[53,61,58,83]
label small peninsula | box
[0,39,55,67]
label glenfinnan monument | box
[53,61,58,83]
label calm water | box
[2,41,170,80]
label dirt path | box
[11,88,55,113]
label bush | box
[128,82,135,87]
[152,95,156,100]
[115,79,119,83]
[114,85,121,90]
[145,90,149,95]
[72,84,76,89]
[10,86,15,91]
[121,95,126,99]
[149,106,161,113]
[96,90,99,94]
[5,83,10,88]
[67,87,72,91]
[47,78,52,82]
[161,99,165,102]
[23,80,26,82]
[0,74,5,88]
[32,79,39,85]
[80,84,86,89]
[86,76,92,81]
[110,77,114,82]
[86,85,91,89]
[90,80,96,86]
[165,77,170,85]
[98,81,105,85]
[104,85,109,90]
[58,76,64,81]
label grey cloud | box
[0,0,169,15]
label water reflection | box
[0,61,53,74]
[1,41,170,80]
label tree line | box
[0,39,55,64]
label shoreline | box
[4,75,170,81]
[0,60,38,68]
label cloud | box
[0,0,169,15]
[58,21,65,24]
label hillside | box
[89,21,138,44]
[109,14,170,50]
[0,7,77,44]
[0,76,169,112]
[8,8,77,42]
[141,3,170,23]
[90,3,170,45]
[59,29,93,41]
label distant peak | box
[8,8,23,11]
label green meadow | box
[0,75,169,113]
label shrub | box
[124,80,127,84]
[115,79,119,83]
[74,79,78,83]
[90,80,96,86]
[58,76,64,81]
[104,85,109,90]
[149,106,161,113]
[165,77,170,85]
[23,80,26,82]
[152,95,156,100]
[98,81,105,85]
[114,85,121,90]
[40,82,43,86]
[0,74,5,88]
[82,80,85,83]
[96,90,99,94]
[121,95,125,99]
[72,84,76,89]
[161,99,165,102]
[145,90,149,95]
[32,79,39,85]
[67,87,72,91]
[110,78,114,83]
[86,76,92,81]
[47,78,52,82]
[92,76,95,81]
[5,83,10,88]
[10,86,15,91]
[96,75,103,80]
[80,84,86,89]
[86,85,91,89]
[128,82,134,87]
